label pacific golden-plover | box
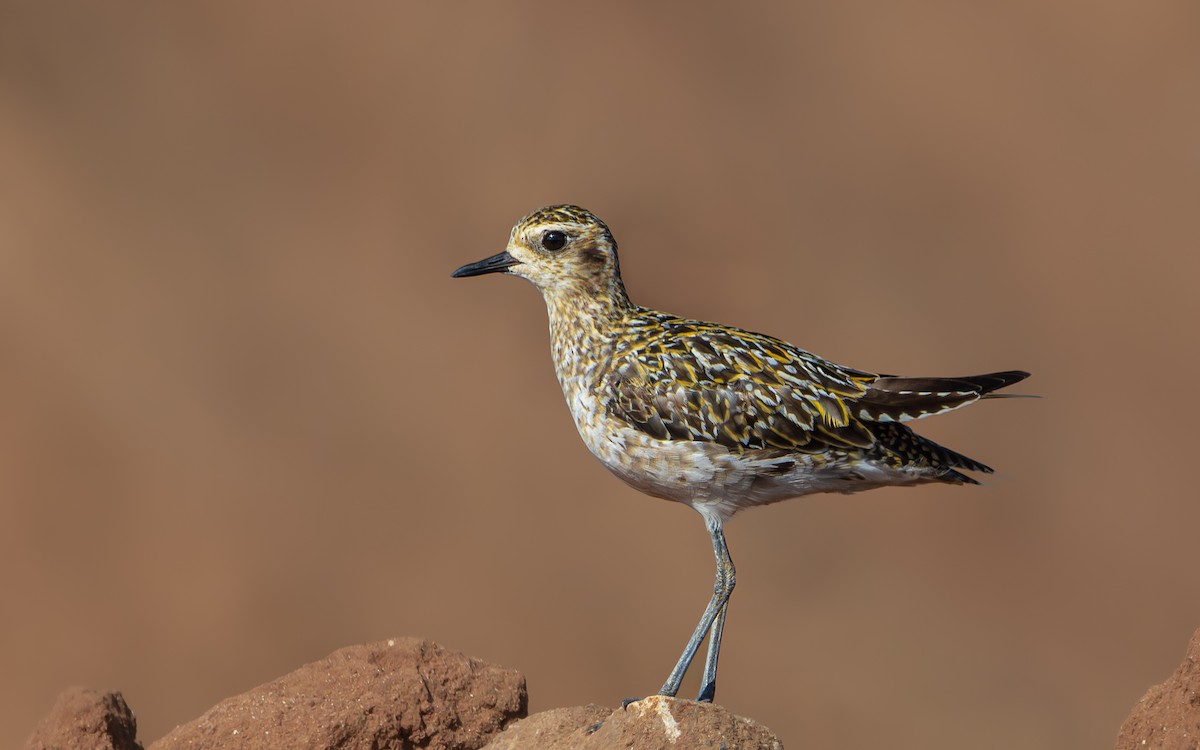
[452,204,1029,703]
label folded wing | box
[607,315,1030,463]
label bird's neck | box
[543,281,632,398]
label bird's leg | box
[696,597,730,702]
[696,527,734,702]
[658,517,735,700]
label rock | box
[22,686,143,750]
[484,695,783,749]
[482,705,611,747]
[150,637,526,750]
[22,641,786,749]
[1115,627,1200,750]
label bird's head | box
[452,205,628,303]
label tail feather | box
[858,370,1030,423]
[868,422,994,484]
[940,469,981,485]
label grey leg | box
[696,597,729,702]
[658,517,736,701]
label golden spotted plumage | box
[452,204,1029,703]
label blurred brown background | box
[2,2,1198,748]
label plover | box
[452,204,1029,703]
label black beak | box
[451,251,521,278]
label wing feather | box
[857,370,1031,422]
[607,315,877,454]
[605,313,1031,460]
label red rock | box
[1115,627,1200,750]
[484,696,783,749]
[150,638,525,750]
[23,641,789,750]
[22,687,142,750]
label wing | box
[606,316,879,454]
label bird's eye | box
[541,230,567,252]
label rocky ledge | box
[26,629,1200,749]
[21,637,782,749]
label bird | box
[451,204,1029,704]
